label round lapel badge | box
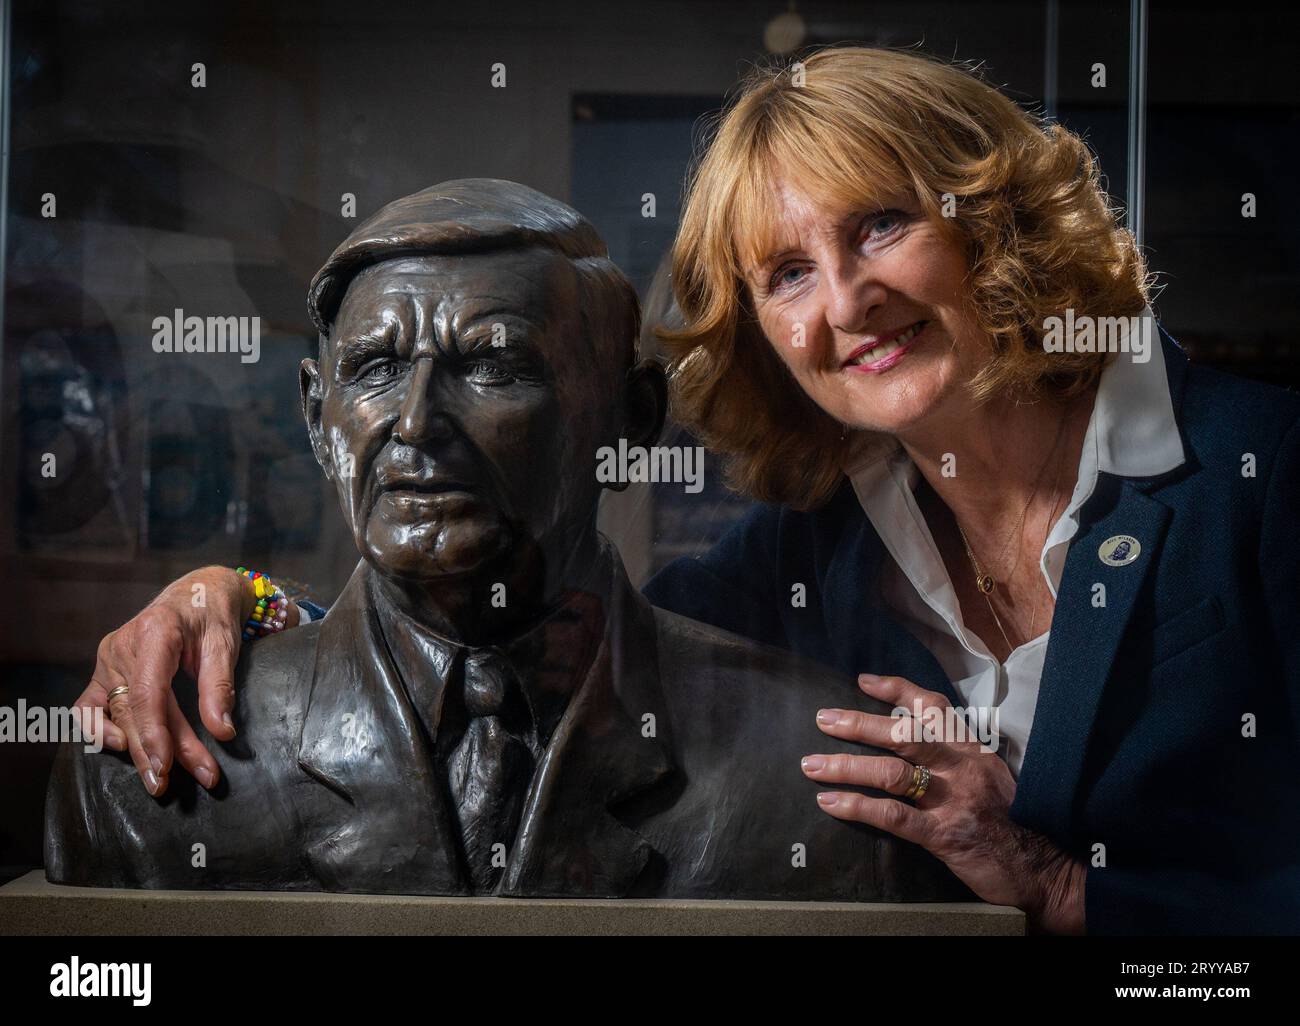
[1098,534,1141,567]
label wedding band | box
[905,764,931,800]
[105,685,130,703]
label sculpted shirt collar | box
[374,544,614,750]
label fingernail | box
[222,712,235,735]
[149,754,164,776]
[196,766,215,789]
[816,709,840,726]
[859,673,881,687]
[802,756,825,772]
[144,769,160,795]
[817,792,839,806]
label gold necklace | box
[959,495,1033,596]
[955,412,1068,594]
[957,521,1016,653]
[955,412,1071,651]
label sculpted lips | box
[375,467,479,507]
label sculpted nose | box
[393,358,453,446]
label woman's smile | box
[842,319,928,374]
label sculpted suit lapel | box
[297,549,674,898]
[500,552,675,897]
[296,561,469,894]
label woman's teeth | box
[850,321,924,365]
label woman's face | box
[745,179,989,438]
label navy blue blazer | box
[644,327,1300,935]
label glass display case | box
[2,0,1297,888]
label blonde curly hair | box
[659,46,1151,510]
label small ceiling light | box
[764,3,807,54]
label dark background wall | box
[1,0,1295,882]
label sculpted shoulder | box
[642,605,968,902]
[651,605,879,720]
[232,618,322,716]
[45,621,325,889]
[648,604,897,776]
[156,617,322,760]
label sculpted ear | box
[599,358,668,494]
[300,354,333,479]
[624,358,667,450]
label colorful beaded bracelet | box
[235,567,290,641]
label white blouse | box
[844,307,1185,776]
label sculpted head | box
[300,179,665,601]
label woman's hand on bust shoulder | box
[74,565,297,798]
[801,673,1087,934]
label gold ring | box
[905,764,931,800]
[105,685,130,703]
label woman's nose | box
[824,264,883,336]
[393,358,453,446]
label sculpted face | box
[745,178,990,439]
[301,247,622,585]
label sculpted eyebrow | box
[458,308,545,332]
[455,312,545,353]
[336,321,401,375]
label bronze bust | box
[45,179,966,901]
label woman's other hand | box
[802,673,1087,933]
[73,566,294,797]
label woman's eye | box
[864,210,906,240]
[769,264,808,292]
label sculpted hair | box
[572,256,643,372]
[659,47,1151,510]
[308,179,640,369]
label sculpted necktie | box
[444,648,536,893]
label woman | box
[76,47,1300,934]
